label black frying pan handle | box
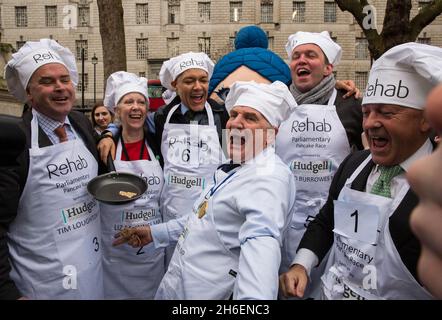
[107,153,116,172]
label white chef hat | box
[225,81,297,127]
[362,42,442,110]
[285,31,342,65]
[159,52,214,91]
[104,71,148,113]
[4,38,78,102]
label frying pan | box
[87,154,147,204]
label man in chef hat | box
[0,39,102,299]
[114,80,297,300]
[278,31,364,298]
[280,42,442,300]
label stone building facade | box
[0,0,441,115]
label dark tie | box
[54,124,68,143]
[370,165,403,198]
[183,110,195,123]
[218,161,241,173]
[184,109,207,125]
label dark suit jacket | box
[334,89,363,152]
[298,149,423,282]
[0,109,101,299]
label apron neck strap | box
[344,154,373,187]
[119,134,146,161]
[327,89,337,106]
[30,109,40,148]
[165,102,215,125]
[165,104,180,124]
[30,109,78,148]
[116,134,157,163]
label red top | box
[120,140,150,161]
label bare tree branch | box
[410,0,442,39]
[335,0,381,59]
[380,0,412,52]
[335,0,370,22]
[335,0,442,59]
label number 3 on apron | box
[8,110,102,299]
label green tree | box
[97,0,127,86]
[335,0,442,59]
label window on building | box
[355,72,368,92]
[139,72,146,78]
[355,37,369,60]
[136,3,149,24]
[267,36,274,51]
[16,40,26,50]
[78,5,90,26]
[417,35,431,45]
[148,62,163,79]
[78,73,89,92]
[45,6,57,27]
[136,38,149,59]
[75,40,88,61]
[324,1,337,23]
[230,2,242,22]
[168,0,180,24]
[198,37,211,56]
[0,7,2,28]
[15,6,27,27]
[167,37,179,57]
[261,0,273,23]
[229,36,236,51]
[292,2,305,23]
[198,2,210,23]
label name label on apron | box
[333,200,380,245]
[167,173,206,190]
[166,125,219,166]
[60,198,98,225]
[120,208,161,224]
[290,158,334,180]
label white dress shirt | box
[35,110,75,144]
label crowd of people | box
[0,26,441,300]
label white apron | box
[277,90,350,298]
[155,167,240,300]
[100,137,164,299]
[321,155,434,300]
[160,103,225,264]
[8,111,103,299]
